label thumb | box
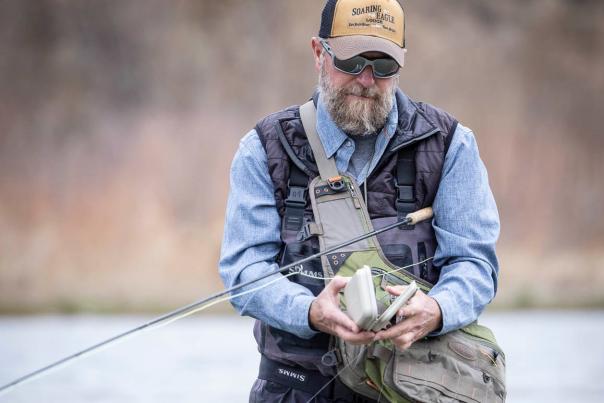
[385,285,405,297]
[327,276,349,294]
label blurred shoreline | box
[1,1,602,315]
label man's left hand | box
[373,286,442,350]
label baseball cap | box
[319,0,406,66]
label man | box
[219,0,499,401]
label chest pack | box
[299,101,507,403]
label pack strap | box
[395,145,417,223]
[284,165,308,232]
[299,101,339,180]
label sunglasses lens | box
[333,54,399,78]
[373,59,399,78]
[334,56,366,75]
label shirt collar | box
[315,92,399,159]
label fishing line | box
[147,271,299,330]
[0,271,297,398]
[0,258,432,398]
[293,256,434,282]
[0,208,435,397]
[305,345,369,403]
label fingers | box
[310,277,368,336]
[385,285,403,297]
[374,321,419,350]
[326,275,349,294]
[398,298,419,319]
[392,333,416,350]
[387,287,424,314]
[313,276,440,348]
[330,306,361,333]
[313,300,374,344]
[373,292,443,350]
[386,284,423,298]
[335,325,375,345]
[374,319,412,341]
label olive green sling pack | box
[299,101,506,402]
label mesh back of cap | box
[319,0,338,38]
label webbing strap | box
[395,146,417,221]
[299,101,339,180]
[284,165,308,232]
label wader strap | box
[258,355,334,398]
[300,101,339,180]
[395,146,417,223]
[284,165,308,231]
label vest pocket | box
[390,331,506,403]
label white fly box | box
[345,266,418,331]
[344,266,378,329]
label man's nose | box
[356,66,375,87]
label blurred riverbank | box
[1,1,603,314]
[2,247,603,314]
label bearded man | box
[219,0,500,402]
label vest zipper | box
[460,332,505,359]
[389,129,440,153]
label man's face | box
[312,38,399,137]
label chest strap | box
[283,100,340,232]
[299,101,339,180]
[284,165,308,231]
[395,145,417,225]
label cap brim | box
[327,36,406,67]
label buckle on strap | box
[284,182,307,208]
[395,179,415,226]
[394,179,414,204]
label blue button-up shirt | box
[219,90,500,339]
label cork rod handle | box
[405,207,434,225]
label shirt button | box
[346,140,353,147]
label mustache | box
[340,84,381,99]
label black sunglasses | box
[320,39,400,79]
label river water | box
[0,311,603,402]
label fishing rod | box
[0,207,434,397]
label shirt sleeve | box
[428,123,500,335]
[218,130,318,339]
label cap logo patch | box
[331,0,404,47]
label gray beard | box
[319,62,398,137]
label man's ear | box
[310,37,323,73]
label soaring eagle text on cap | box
[351,4,396,25]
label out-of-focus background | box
[1,0,602,313]
[1,1,604,402]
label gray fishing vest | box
[253,90,458,376]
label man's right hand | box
[308,276,375,345]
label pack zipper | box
[460,332,505,359]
